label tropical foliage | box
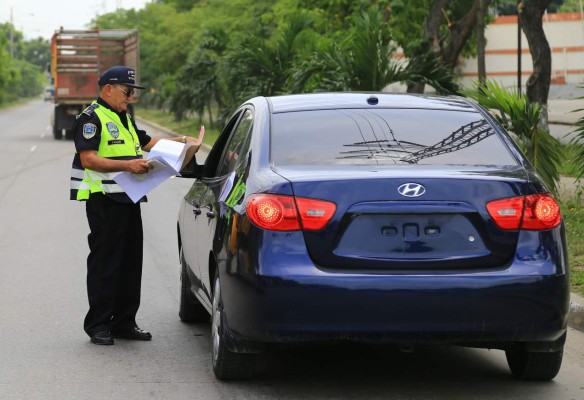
[569,85,584,180]
[0,23,48,105]
[465,80,562,194]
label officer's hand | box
[127,159,153,174]
[185,125,205,152]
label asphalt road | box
[1,99,584,400]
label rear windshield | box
[271,108,517,166]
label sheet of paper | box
[114,156,178,203]
[113,128,204,203]
[148,140,193,172]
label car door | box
[197,108,254,297]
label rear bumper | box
[221,272,569,346]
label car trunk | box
[275,166,530,271]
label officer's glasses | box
[112,85,135,98]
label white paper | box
[148,140,195,172]
[113,141,193,203]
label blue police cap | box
[98,66,145,89]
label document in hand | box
[113,140,198,203]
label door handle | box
[206,211,215,219]
[193,209,201,215]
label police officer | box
[70,66,202,345]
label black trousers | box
[84,193,143,336]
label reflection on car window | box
[271,109,517,166]
[217,109,253,176]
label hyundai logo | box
[397,183,426,197]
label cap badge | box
[128,70,135,81]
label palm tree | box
[170,28,229,127]
[218,14,315,108]
[291,11,459,94]
[465,80,562,194]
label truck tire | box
[53,125,63,140]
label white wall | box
[459,12,584,89]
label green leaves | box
[292,11,458,94]
[569,85,584,180]
[465,80,562,194]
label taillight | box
[246,194,336,231]
[295,197,337,231]
[522,194,561,230]
[486,194,561,231]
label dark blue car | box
[177,93,569,381]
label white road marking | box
[30,145,37,152]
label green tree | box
[21,37,50,70]
[219,14,315,106]
[170,27,230,126]
[558,0,584,12]
[0,42,13,104]
[292,11,458,94]
[0,23,46,104]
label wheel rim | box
[212,277,221,363]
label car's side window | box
[202,111,243,176]
[216,109,253,177]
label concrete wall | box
[460,12,584,88]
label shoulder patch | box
[82,103,100,117]
[83,123,97,139]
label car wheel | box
[505,348,563,381]
[211,271,255,380]
[179,248,209,323]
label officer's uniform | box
[70,96,152,337]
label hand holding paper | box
[114,129,205,203]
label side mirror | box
[179,156,206,179]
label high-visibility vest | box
[70,102,143,201]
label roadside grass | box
[559,188,584,297]
[134,105,584,296]
[135,106,220,146]
[0,96,40,110]
[557,143,584,296]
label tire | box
[211,271,255,380]
[53,125,63,140]
[505,348,563,381]
[179,249,209,323]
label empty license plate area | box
[334,202,489,261]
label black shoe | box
[111,326,152,341]
[90,331,114,345]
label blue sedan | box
[177,93,569,381]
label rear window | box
[271,109,517,166]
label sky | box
[0,0,152,40]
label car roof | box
[265,92,477,114]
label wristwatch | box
[181,136,187,143]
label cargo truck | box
[50,29,140,140]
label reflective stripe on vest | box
[70,102,143,201]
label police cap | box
[98,66,145,89]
